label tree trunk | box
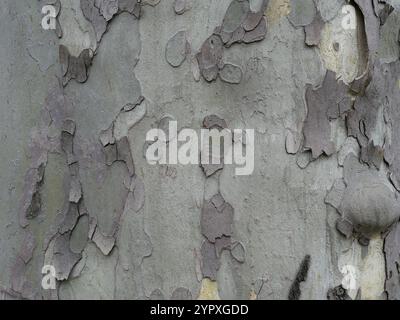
[1,0,400,300]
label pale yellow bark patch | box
[197,278,221,300]
[360,235,386,300]
[265,0,291,26]
[249,290,258,300]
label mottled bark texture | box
[1,0,400,300]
